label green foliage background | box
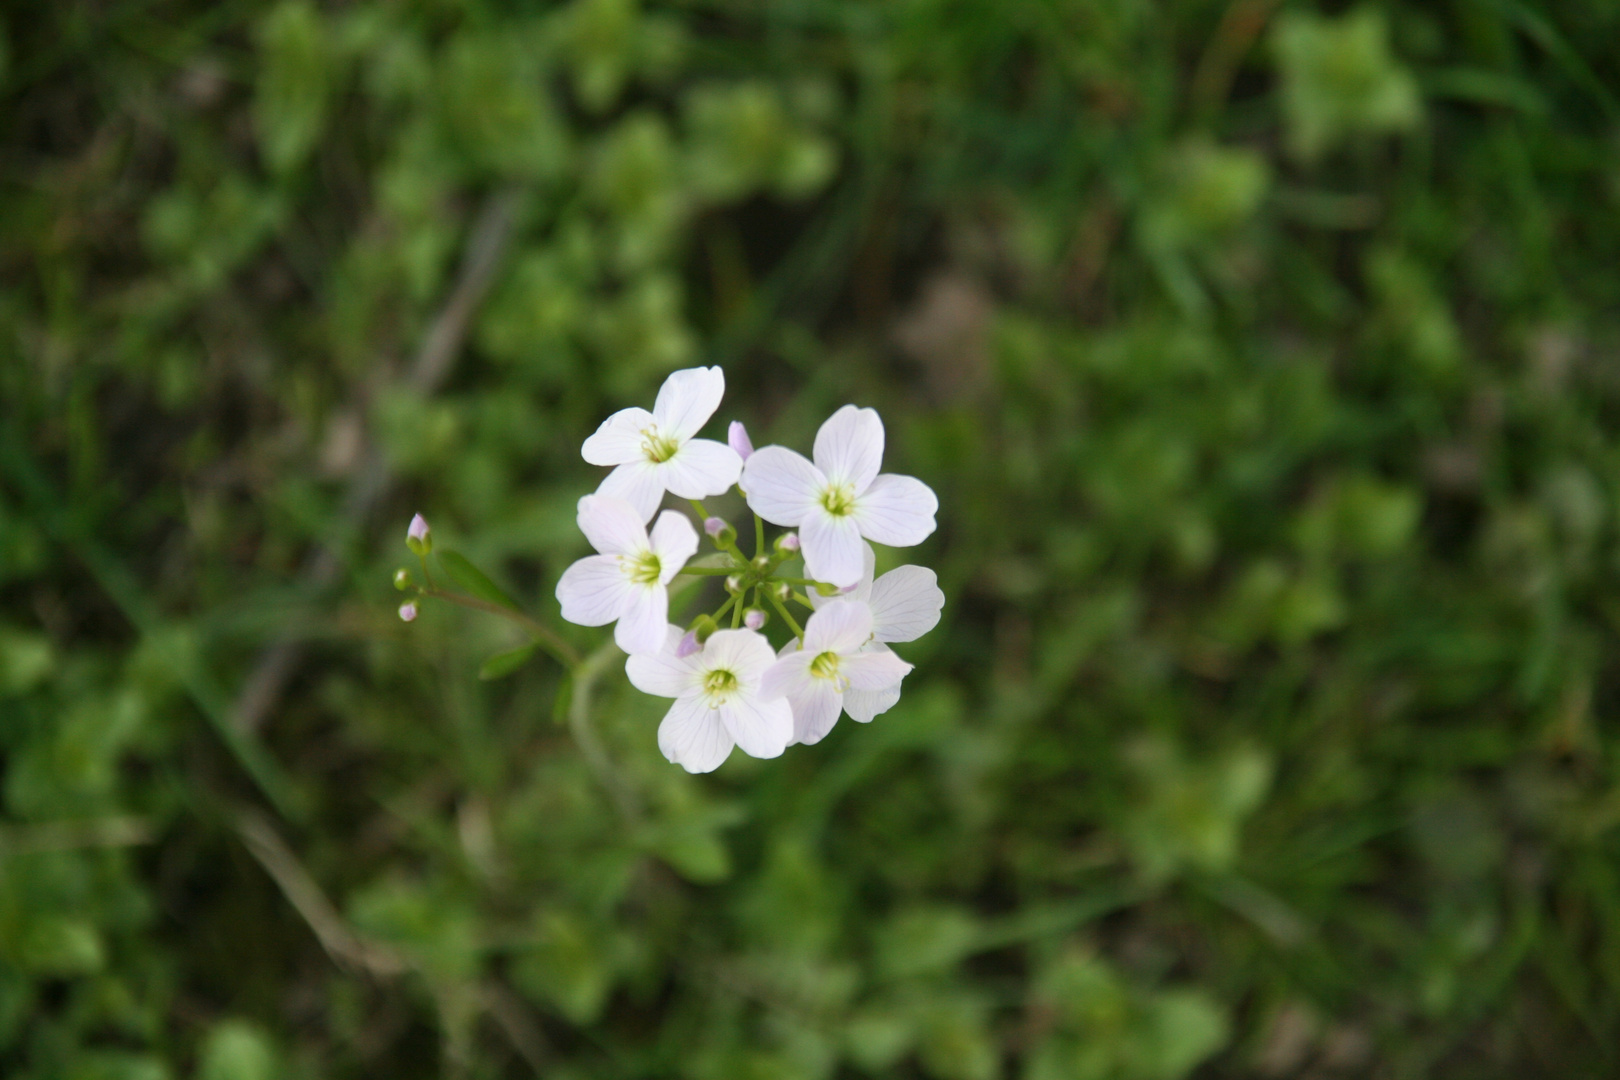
[3,0,1620,1076]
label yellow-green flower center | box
[627,552,662,585]
[809,651,841,680]
[819,482,856,517]
[702,668,739,697]
[641,427,681,464]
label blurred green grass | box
[4,0,1620,1076]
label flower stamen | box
[640,426,681,464]
[625,551,662,585]
[819,482,856,517]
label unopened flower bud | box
[744,608,767,631]
[704,516,736,545]
[393,568,413,591]
[728,420,753,460]
[775,532,800,554]
[406,513,432,556]
[773,582,792,602]
[398,601,418,623]
[686,615,719,648]
[704,516,727,538]
[751,554,770,571]
[813,581,839,596]
[725,574,744,595]
[676,630,701,658]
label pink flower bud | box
[408,514,429,544]
[704,516,728,538]
[744,609,766,631]
[728,421,754,460]
[676,630,701,658]
[398,601,418,623]
[779,532,800,552]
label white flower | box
[740,405,937,587]
[808,541,943,721]
[582,366,743,522]
[761,598,913,746]
[627,627,794,773]
[555,495,698,655]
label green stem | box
[421,588,580,667]
[677,566,737,576]
[754,513,765,558]
[568,641,637,820]
[792,592,816,611]
[776,577,830,588]
[768,591,805,642]
[713,594,738,624]
[732,594,744,629]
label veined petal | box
[801,511,866,588]
[582,407,656,466]
[661,439,743,500]
[841,646,912,691]
[741,447,822,526]
[577,494,650,556]
[788,679,843,746]
[853,473,937,547]
[614,585,668,655]
[657,694,734,774]
[597,460,667,522]
[760,649,814,702]
[627,627,701,697]
[868,565,944,642]
[843,683,902,723]
[813,404,884,493]
[648,510,699,582]
[705,628,780,684]
[718,693,793,759]
[809,542,875,610]
[802,598,873,654]
[556,554,634,626]
[652,366,726,442]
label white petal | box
[760,650,814,702]
[813,404,884,493]
[648,510,699,582]
[597,460,667,522]
[741,447,823,526]
[841,647,911,690]
[657,694,734,774]
[843,683,901,723]
[581,407,655,466]
[809,542,875,610]
[802,598,873,654]
[577,494,650,556]
[801,510,866,588]
[705,628,779,684]
[868,565,944,643]
[652,366,726,442]
[788,679,843,745]
[718,693,793,759]
[626,627,701,696]
[853,474,937,547]
[614,585,668,655]
[556,554,634,626]
[660,439,743,499]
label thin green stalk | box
[754,513,765,558]
[421,588,580,667]
[768,591,805,642]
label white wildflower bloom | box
[762,598,913,746]
[581,366,743,521]
[627,627,793,773]
[808,541,944,721]
[555,495,698,655]
[740,405,937,587]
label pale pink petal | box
[657,694,734,773]
[614,585,668,655]
[810,542,876,610]
[597,460,666,522]
[852,474,937,547]
[704,628,780,684]
[812,405,884,493]
[556,554,633,626]
[868,565,944,643]
[843,684,901,723]
[626,627,701,696]
[582,407,655,466]
[648,510,699,582]
[841,647,912,690]
[761,649,814,702]
[802,598,873,654]
[741,447,823,526]
[718,693,793,759]
[801,511,866,588]
[660,438,743,499]
[652,366,726,442]
[788,680,843,745]
[577,494,650,556]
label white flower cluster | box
[556,366,943,773]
